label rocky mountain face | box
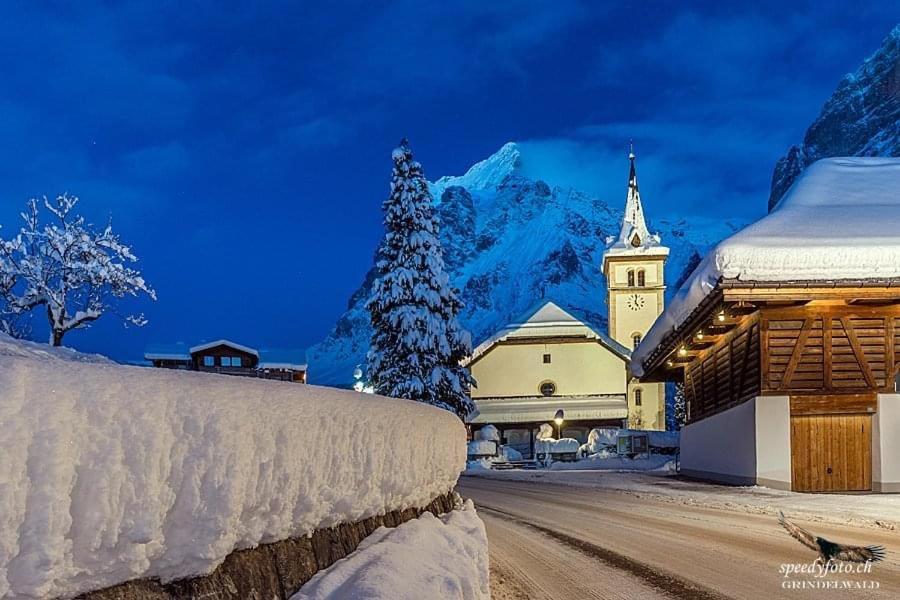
[309,142,740,385]
[769,25,900,210]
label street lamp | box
[554,409,565,439]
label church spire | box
[610,146,655,250]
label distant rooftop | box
[144,339,307,369]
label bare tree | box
[0,194,156,346]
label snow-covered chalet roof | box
[144,342,191,361]
[467,300,631,364]
[189,339,260,357]
[258,348,308,370]
[633,157,900,376]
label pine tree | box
[366,139,475,418]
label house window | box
[627,269,635,287]
[232,356,242,368]
[539,381,557,397]
[637,269,645,287]
[632,334,642,349]
[634,388,643,406]
[203,356,214,367]
[221,357,232,367]
[543,353,551,364]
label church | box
[465,151,668,456]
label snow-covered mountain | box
[769,25,900,210]
[309,143,741,385]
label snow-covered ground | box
[293,499,489,600]
[546,454,676,472]
[466,469,900,530]
[634,157,900,375]
[0,335,466,599]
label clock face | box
[626,293,645,311]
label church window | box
[631,233,641,248]
[634,388,643,406]
[543,353,551,364]
[539,380,557,397]
[627,269,635,287]
[632,334,642,349]
[637,269,645,287]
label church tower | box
[602,148,668,430]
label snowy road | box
[458,475,900,599]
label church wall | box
[470,340,627,399]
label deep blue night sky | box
[0,1,897,361]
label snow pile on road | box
[293,500,489,600]
[634,157,900,375]
[0,342,466,599]
[552,454,677,473]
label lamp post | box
[554,409,565,440]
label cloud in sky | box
[0,1,896,361]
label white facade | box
[680,396,792,490]
[873,394,900,492]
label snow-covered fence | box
[0,335,466,599]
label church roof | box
[604,149,668,259]
[467,300,631,364]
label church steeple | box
[613,146,655,250]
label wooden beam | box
[724,286,900,303]
[823,316,832,390]
[790,393,876,416]
[840,317,877,388]
[886,317,895,382]
[781,317,814,389]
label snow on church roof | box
[468,300,631,363]
[633,157,900,376]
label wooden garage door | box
[790,414,872,492]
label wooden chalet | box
[634,158,900,493]
[145,339,308,383]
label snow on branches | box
[0,193,156,346]
[367,139,475,419]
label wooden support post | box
[782,317,814,390]
[840,317,877,388]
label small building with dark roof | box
[145,339,307,383]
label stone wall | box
[75,492,457,600]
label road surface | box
[458,475,900,600]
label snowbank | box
[292,499,489,600]
[466,440,497,456]
[475,424,499,441]
[634,157,900,375]
[551,454,677,473]
[0,343,466,599]
[0,331,112,363]
[535,437,580,454]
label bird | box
[778,511,886,564]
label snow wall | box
[0,337,466,599]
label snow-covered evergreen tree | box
[367,139,474,418]
[0,194,156,346]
